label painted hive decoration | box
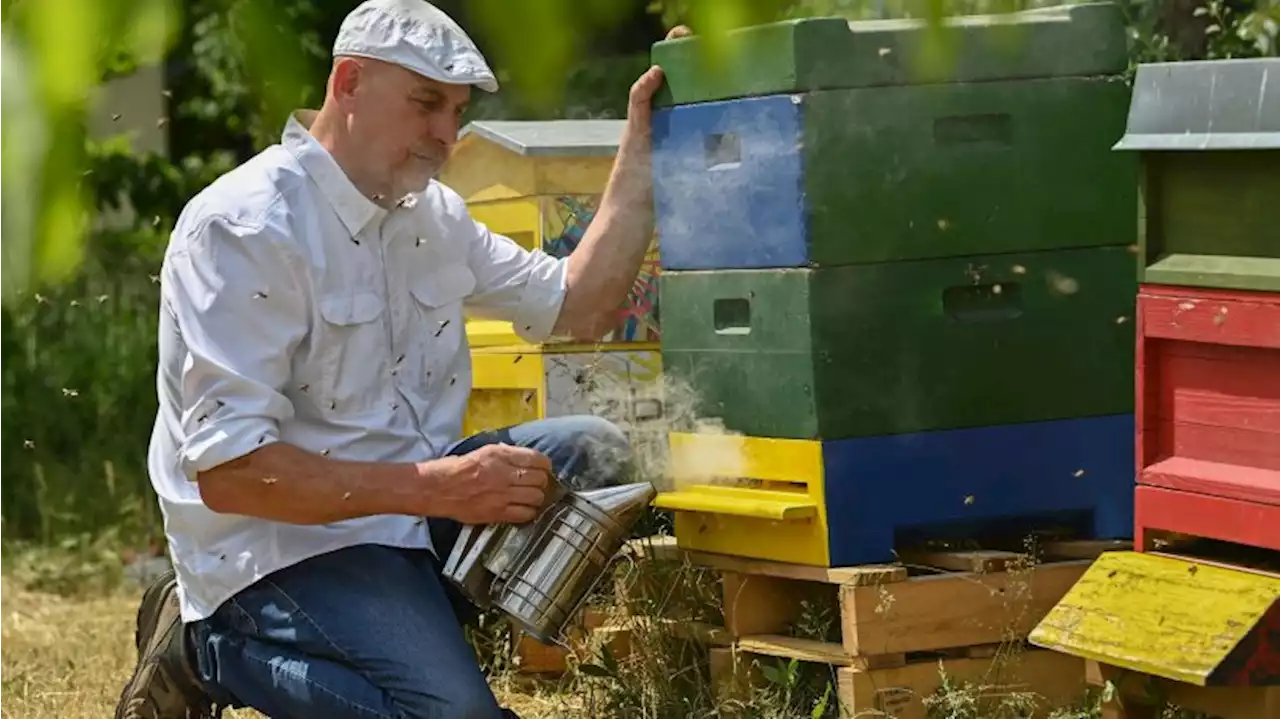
[541,195,660,343]
[467,346,669,482]
[648,2,1141,566]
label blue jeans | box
[187,416,635,719]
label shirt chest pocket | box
[315,291,387,414]
[407,265,476,383]
[409,265,475,325]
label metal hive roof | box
[458,119,625,157]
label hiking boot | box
[115,567,219,719]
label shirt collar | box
[282,110,385,237]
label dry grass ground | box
[0,572,567,719]
[0,541,1210,719]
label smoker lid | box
[1114,58,1280,151]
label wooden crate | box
[694,543,1114,717]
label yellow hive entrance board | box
[652,432,831,567]
[1029,551,1280,687]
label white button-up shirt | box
[149,111,569,622]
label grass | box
[1,539,1222,719]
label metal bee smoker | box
[441,450,656,645]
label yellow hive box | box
[440,120,660,345]
[466,341,669,480]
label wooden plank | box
[689,550,907,586]
[1144,257,1280,295]
[840,560,1088,657]
[1151,419,1280,472]
[836,649,1086,719]
[1042,539,1133,560]
[897,549,1028,573]
[721,571,830,638]
[737,635,852,666]
[1141,457,1280,506]
[594,618,733,648]
[623,535,682,562]
[1136,485,1280,552]
[1138,285,1280,349]
[1028,551,1280,686]
[1153,342,1280,433]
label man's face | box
[340,58,471,198]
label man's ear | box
[330,57,364,105]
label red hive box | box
[1135,284,1280,551]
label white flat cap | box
[333,0,499,93]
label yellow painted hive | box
[439,119,661,347]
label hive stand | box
[690,540,1122,719]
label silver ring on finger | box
[516,467,525,480]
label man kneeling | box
[114,2,687,716]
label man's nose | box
[427,116,458,146]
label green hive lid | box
[652,1,1129,106]
[1115,58,1280,151]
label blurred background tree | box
[2,0,1277,547]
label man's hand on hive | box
[625,25,693,126]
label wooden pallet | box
[694,542,1121,718]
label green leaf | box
[811,683,832,719]
[578,663,614,679]
[1,30,45,304]
[601,642,619,675]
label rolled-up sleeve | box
[463,217,569,344]
[164,214,308,481]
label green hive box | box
[655,76,1136,268]
[649,1,1138,269]
[660,247,1137,440]
[651,1,1129,106]
[1113,58,1280,292]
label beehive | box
[440,120,666,439]
[440,120,661,345]
[1117,58,1280,551]
[649,3,1140,564]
